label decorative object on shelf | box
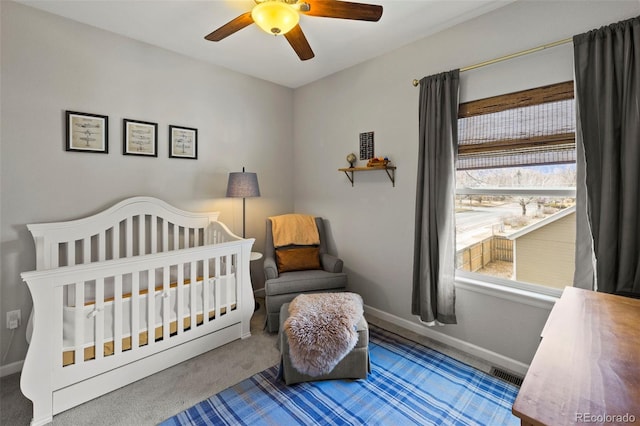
[123,119,158,157]
[346,153,357,168]
[367,156,389,167]
[226,167,261,238]
[65,110,109,153]
[169,125,198,159]
[359,131,374,160]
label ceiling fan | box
[204,0,383,61]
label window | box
[455,82,576,294]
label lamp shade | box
[251,1,299,36]
[226,172,260,198]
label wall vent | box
[489,367,524,387]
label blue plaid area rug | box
[161,326,520,425]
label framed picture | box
[169,125,198,159]
[123,119,158,157]
[66,111,109,153]
[359,131,374,160]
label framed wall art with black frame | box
[169,125,197,160]
[123,119,158,157]
[359,131,374,160]
[65,110,109,153]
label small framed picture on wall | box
[123,119,158,157]
[65,110,109,153]
[359,131,374,160]
[169,125,198,159]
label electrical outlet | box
[6,310,20,329]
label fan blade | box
[303,1,383,22]
[284,25,315,61]
[204,12,254,41]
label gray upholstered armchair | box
[264,216,348,332]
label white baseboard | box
[1,360,23,378]
[364,305,530,376]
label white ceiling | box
[18,0,515,88]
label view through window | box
[455,82,576,291]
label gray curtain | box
[573,16,640,296]
[412,70,459,324]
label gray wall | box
[292,1,640,372]
[0,1,294,370]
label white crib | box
[20,197,255,426]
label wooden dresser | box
[512,287,640,425]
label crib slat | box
[94,278,105,360]
[125,218,133,258]
[74,282,85,366]
[113,222,121,259]
[131,272,139,349]
[162,266,170,341]
[52,243,60,268]
[83,237,91,264]
[203,259,210,324]
[114,275,123,355]
[138,215,145,256]
[151,215,158,254]
[147,269,155,347]
[162,219,169,252]
[65,243,77,308]
[194,228,201,247]
[68,241,76,266]
[98,231,106,262]
[190,261,197,329]
[214,256,221,320]
[226,254,233,313]
[171,223,177,251]
[177,264,184,335]
[54,286,65,369]
[106,227,112,260]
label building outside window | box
[455,82,576,295]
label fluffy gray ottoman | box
[279,298,370,385]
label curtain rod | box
[412,37,573,87]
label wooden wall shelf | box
[338,165,396,187]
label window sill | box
[455,271,561,309]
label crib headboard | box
[28,197,224,271]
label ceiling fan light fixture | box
[251,1,299,36]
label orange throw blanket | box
[270,214,320,248]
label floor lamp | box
[225,167,260,238]
[226,167,260,310]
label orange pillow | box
[276,247,321,273]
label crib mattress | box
[62,304,235,366]
[61,273,237,366]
